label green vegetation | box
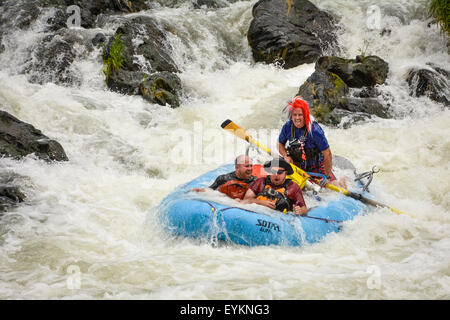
[357,40,370,60]
[428,0,450,35]
[103,33,124,81]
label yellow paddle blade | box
[221,119,273,155]
[221,119,251,142]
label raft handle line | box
[199,201,344,225]
[303,215,343,224]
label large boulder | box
[25,33,79,86]
[298,55,391,126]
[112,16,179,75]
[247,0,338,68]
[139,71,182,108]
[0,110,68,162]
[406,64,449,107]
[64,0,149,28]
[298,69,349,125]
[104,16,182,107]
[315,55,389,88]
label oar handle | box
[325,183,413,218]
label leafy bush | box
[428,0,450,35]
[103,33,124,81]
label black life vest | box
[256,177,292,212]
[286,123,321,171]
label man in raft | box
[191,154,256,200]
[243,158,308,216]
[278,96,347,188]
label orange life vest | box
[218,180,250,200]
[256,178,292,212]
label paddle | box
[221,119,312,190]
[221,119,414,218]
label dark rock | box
[0,1,42,30]
[0,186,25,212]
[0,0,41,53]
[107,69,148,95]
[112,0,149,12]
[298,69,349,125]
[0,33,4,54]
[297,55,392,126]
[315,55,389,88]
[247,0,338,68]
[45,7,68,32]
[139,72,182,108]
[112,16,178,74]
[0,110,69,162]
[64,0,149,28]
[327,108,372,129]
[192,0,228,8]
[339,97,391,119]
[25,33,78,86]
[104,16,182,107]
[353,86,381,98]
[380,28,391,37]
[147,0,240,8]
[92,33,107,47]
[0,171,26,213]
[406,65,449,107]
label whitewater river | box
[0,0,449,299]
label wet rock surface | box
[406,64,449,107]
[247,0,338,68]
[0,110,68,162]
[298,55,391,126]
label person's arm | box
[242,183,276,209]
[289,183,308,216]
[312,123,332,178]
[278,123,293,163]
[191,175,224,192]
[278,142,293,164]
[321,147,333,179]
[243,188,256,201]
[191,187,207,192]
[292,205,308,216]
[208,175,225,190]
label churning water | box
[0,0,449,299]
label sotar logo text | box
[256,219,280,233]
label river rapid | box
[0,0,449,299]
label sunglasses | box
[270,168,286,175]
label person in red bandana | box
[278,96,346,188]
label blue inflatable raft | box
[157,163,367,246]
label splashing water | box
[0,0,449,299]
